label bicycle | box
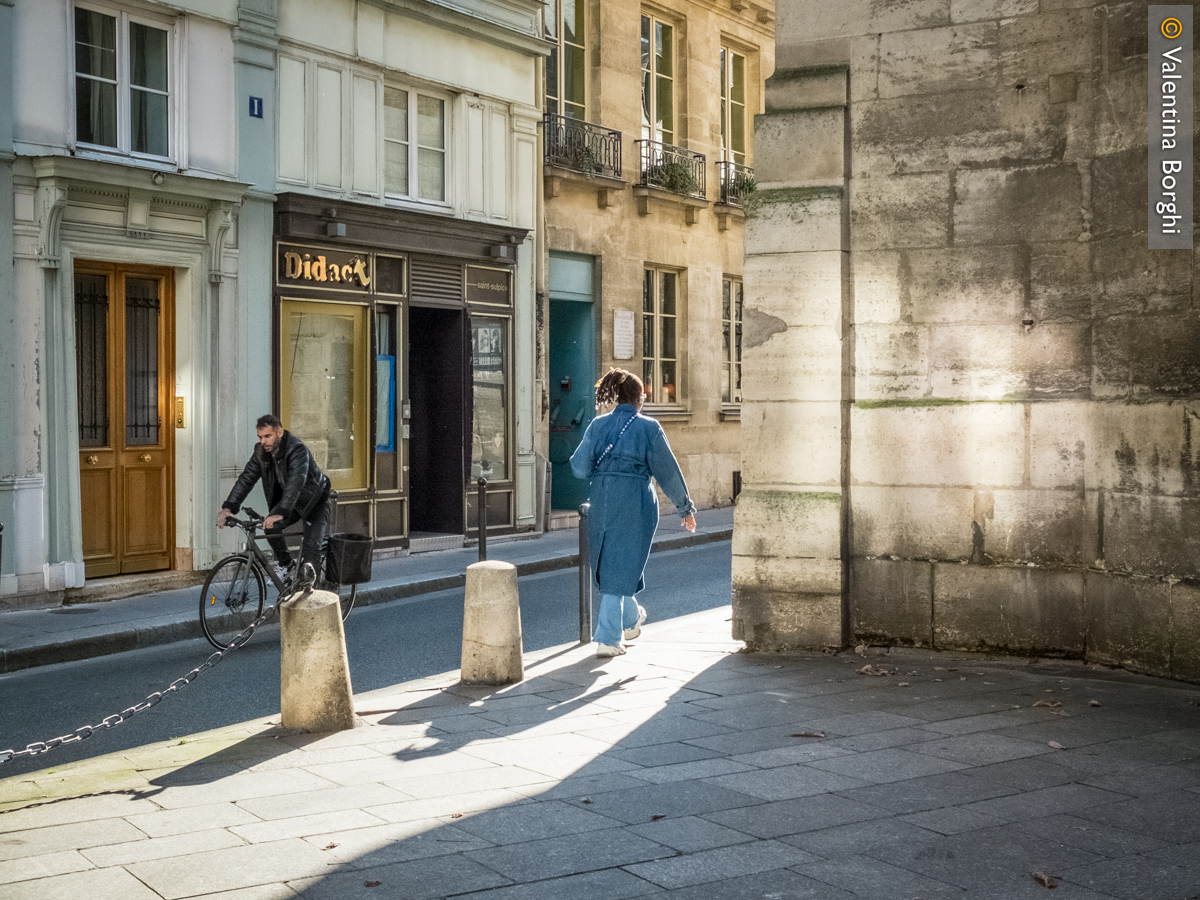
[199,507,357,649]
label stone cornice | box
[361,0,552,58]
[30,156,252,205]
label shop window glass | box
[280,300,369,491]
[471,317,508,482]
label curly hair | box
[594,368,644,408]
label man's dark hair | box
[256,414,283,430]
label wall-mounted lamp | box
[151,172,165,185]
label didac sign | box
[277,243,373,291]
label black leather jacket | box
[222,430,330,520]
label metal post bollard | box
[477,477,488,562]
[578,502,592,644]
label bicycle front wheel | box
[200,556,266,649]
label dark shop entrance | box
[408,305,467,538]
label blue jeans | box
[594,593,641,646]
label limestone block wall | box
[737,0,1200,682]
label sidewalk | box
[0,508,734,674]
[2,607,1199,899]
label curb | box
[0,528,733,674]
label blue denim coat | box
[570,403,696,596]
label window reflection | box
[471,318,508,481]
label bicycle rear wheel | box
[200,556,266,649]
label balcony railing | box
[635,139,706,200]
[543,113,622,180]
[719,160,756,208]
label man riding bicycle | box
[216,414,331,582]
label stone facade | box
[737,0,1200,682]
[541,0,775,514]
[0,0,545,602]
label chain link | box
[0,578,314,766]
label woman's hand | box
[681,514,696,533]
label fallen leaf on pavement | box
[1033,699,1062,708]
[791,731,825,738]
[859,664,891,676]
[1089,700,1101,707]
[855,643,868,657]
[1049,708,1069,717]
[651,814,666,821]
[1032,871,1058,889]
[322,843,339,850]
[897,682,911,687]
[580,797,593,804]
[365,882,382,888]
[450,813,463,819]
[1048,741,1065,750]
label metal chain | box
[0,575,314,766]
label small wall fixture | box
[488,244,511,259]
[326,222,347,237]
[151,172,165,185]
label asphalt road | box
[0,541,732,779]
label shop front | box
[273,193,527,549]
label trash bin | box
[326,532,374,584]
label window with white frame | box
[544,0,586,120]
[640,14,674,145]
[642,267,680,404]
[720,47,746,166]
[722,276,743,404]
[74,5,172,159]
[384,87,447,202]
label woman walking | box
[570,369,696,657]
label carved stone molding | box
[207,201,237,283]
[36,179,69,269]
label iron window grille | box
[543,113,622,179]
[635,139,706,200]
[719,160,756,208]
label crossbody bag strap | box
[592,414,636,476]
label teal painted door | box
[548,298,595,511]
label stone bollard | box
[280,589,356,732]
[461,560,524,684]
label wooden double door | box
[74,263,175,578]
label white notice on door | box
[614,309,635,360]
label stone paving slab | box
[2,605,1200,899]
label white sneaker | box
[273,562,294,584]
[595,643,626,658]
[623,605,648,641]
